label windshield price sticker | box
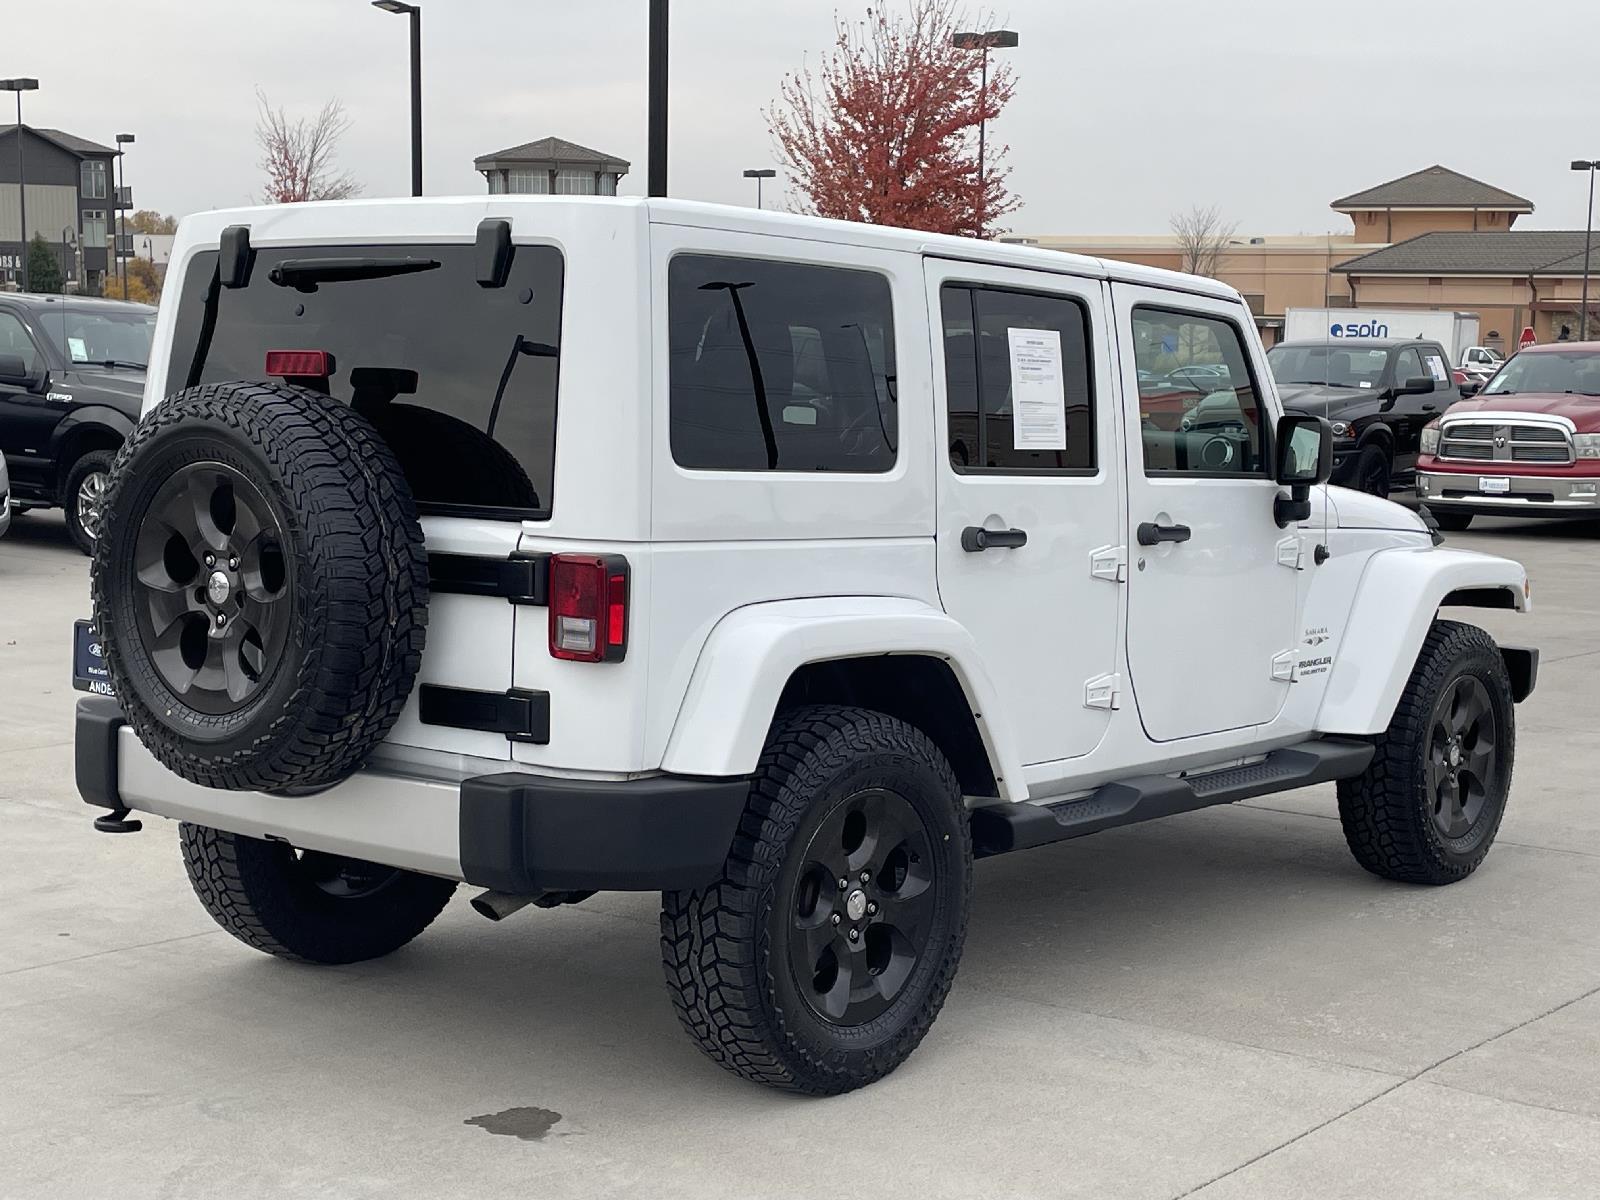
[1007,327,1067,450]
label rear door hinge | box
[1084,672,1121,710]
[1270,650,1298,683]
[1276,535,1304,570]
[1089,544,1127,583]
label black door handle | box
[1137,521,1192,546]
[961,526,1028,552]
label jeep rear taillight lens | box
[549,554,629,663]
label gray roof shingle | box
[1331,165,1532,211]
[473,136,629,172]
[0,125,116,157]
[1334,231,1600,276]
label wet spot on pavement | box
[464,1106,563,1141]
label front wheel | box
[1337,620,1515,884]
[180,823,457,963]
[661,706,973,1094]
[1353,443,1393,497]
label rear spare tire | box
[91,380,428,792]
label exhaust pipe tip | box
[470,889,536,922]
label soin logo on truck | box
[1329,321,1389,339]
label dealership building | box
[1015,165,1597,352]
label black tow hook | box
[93,807,143,834]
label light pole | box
[1,78,40,290]
[648,0,668,197]
[742,168,775,209]
[1573,160,1598,341]
[61,225,74,291]
[115,133,134,299]
[950,30,1016,236]
[372,1,423,196]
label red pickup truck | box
[1415,342,1600,530]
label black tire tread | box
[1337,619,1514,885]
[660,705,972,1095]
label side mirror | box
[0,353,34,388]
[1460,379,1482,397]
[1396,376,1436,396]
[1273,412,1333,527]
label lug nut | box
[831,913,841,926]
[838,877,848,890]
[867,902,878,915]
[228,556,239,570]
[215,613,227,627]
[848,928,859,942]
[204,553,216,567]
[859,871,871,884]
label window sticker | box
[1425,355,1448,382]
[1006,327,1066,450]
[67,336,89,362]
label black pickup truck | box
[1262,337,1461,496]
[0,294,155,553]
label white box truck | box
[1284,308,1481,364]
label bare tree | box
[255,89,361,204]
[1170,204,1238,278]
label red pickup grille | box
[1439,422,1573,466]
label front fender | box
[1318,546,1528,734]
[48,405,136,457]
[660,597,1028,801]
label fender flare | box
[49,406,135,462]
[1317,546,1528,734]
[660,596,1028,801]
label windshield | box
[1482,349,1600,397]
[1266,344,1388,388]
[37,306,155,369]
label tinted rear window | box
[167,243,563,519]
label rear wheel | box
[1337,620,1514,884]
[1433,511,1474,532]
[62,448,118,555]
[661,706,972,1094]
[180,823,456,964]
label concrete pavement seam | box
[0,929,220,979]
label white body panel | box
[107,197,1531,874]
[1283,308,1480,363]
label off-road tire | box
[180,823,456,964]
[92,381,428,792]
[1337,620,1514,885]
[1433,511,1474,532]
[1354,443,1392,497]
[62,447,118,555]
[661,706,973,1095]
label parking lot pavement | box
[3,507,1598,1200]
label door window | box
[1394,346,1424,385]
[0,312,41,373]
[1131,308,1267,475]
[668,254,896,473]
[940,284,1095,473]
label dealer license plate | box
[72,619,115,696]
[1479,477,1511,495]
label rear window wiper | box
[267,256,441,291]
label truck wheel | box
[91,381,428,793]
[1433,511,1473,532]
[1354,443,1392,497]
[180,823,456,964]
[62,447,118,555]
[1337,620,1515,885]
[661,706,973,1094]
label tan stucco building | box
[1013,166,1596,352]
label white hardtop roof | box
[174,195,1241,303]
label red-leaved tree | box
[768,1,1019,238]
[254,89,361,204]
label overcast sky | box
[9,0,1600,236]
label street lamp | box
[115,133,134,300]
[372,1,423,196]
[1,78,40,291]
[950,30,1017,236]
[742,168,776,209]
[1572,160,1598,341]
[648,0,668,197]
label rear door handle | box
[1137,521,1192,546]
[961,526,1028,552]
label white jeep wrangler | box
[76,197,1537,1095]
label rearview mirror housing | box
[0,353,40,390]
[1396,376,1436,397]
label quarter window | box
[668,254,897,473]
[1132,308,1267,475]
[940,284,1095,472]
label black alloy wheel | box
[789,788,938,1026]
[132,461,291,715]
[1426,676,1498,841]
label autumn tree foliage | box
[768,1,1019,239]
[254,89,361,204]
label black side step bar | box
[970,738,1375,859]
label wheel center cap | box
[1448,742,1462,768]
[845,888,868,922]
[206,569,232,606]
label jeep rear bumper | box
[76,696,749,893]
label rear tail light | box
[265,349,334,379]
[549,554,629,663]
